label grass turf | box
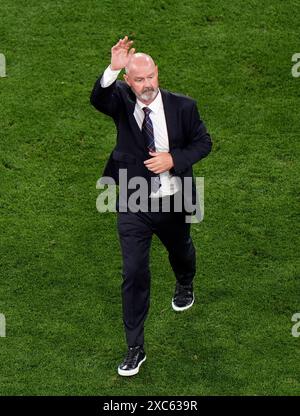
[0,0,299,395]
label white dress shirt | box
[100,65,180,198]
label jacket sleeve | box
[169,101,212,174]
[90,73,121,119]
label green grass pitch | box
[0,0,299,395]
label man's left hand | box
[144,151,174,174]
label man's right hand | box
[110,36,135,71]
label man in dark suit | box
[90,36,212,376]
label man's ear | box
[123,74,130,86]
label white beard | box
[134,87,159,102]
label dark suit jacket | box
[90,73,212,218]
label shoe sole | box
[172,296,195,312]
[117,355,147,377]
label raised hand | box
[110,36,135,71]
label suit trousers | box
[116,193,196,347]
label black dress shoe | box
[118,345,146,376]
[172,282,194,311]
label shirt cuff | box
[100,65,121,88]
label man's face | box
[124,64,159,104]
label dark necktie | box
[142,107,161,193]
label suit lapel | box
[160,89,177,150]
[125,89,148,153]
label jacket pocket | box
[112,150,136,164]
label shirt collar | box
[136,89,162,114]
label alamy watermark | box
[0,53,6,78]
[291,313,300,337]
[0,313,6,337]
[291,53,300,78]
[96,169,204,223]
